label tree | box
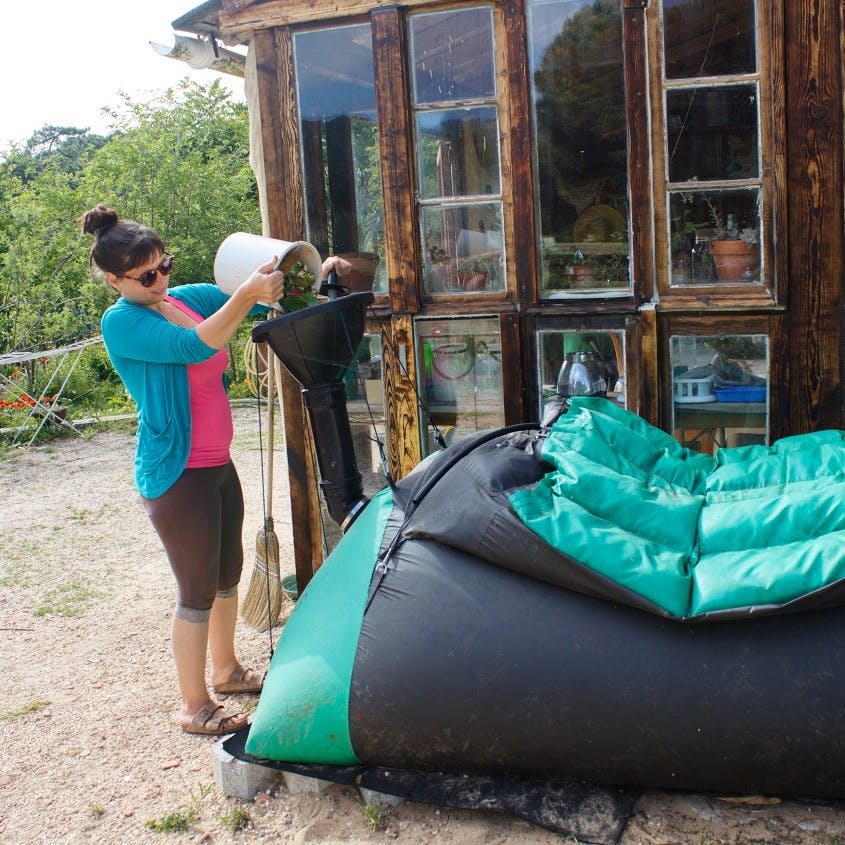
[0,79,260,356]
[81,80,260,287]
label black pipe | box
[300,380,368,530]
[251,290,374,532]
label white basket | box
[674,376,715,403]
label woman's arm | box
[195,258,285,350]
[195,254,352,349]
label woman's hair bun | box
[82,204,119,237]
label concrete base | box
[212,736,280,799]
[282,770,333,794]
[359,786,406,806]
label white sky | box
[1,0,247,150]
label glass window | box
[321,332,387,553]
[671,333,769,453]
[417,106,501,199]
[294,24,387,293]
[415,316,504,454]
[410,7,505,297]
[662,1,763,290]
[663,0,756,79]
[421,203,504,293]
[537,329,625,420]
[667,84,759,183]
[410,8,496,103]
[344,332,385,420]
[669,189,760,284]
[527,0,631,297]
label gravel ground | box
[1,406,844,845]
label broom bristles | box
[241,519,285,632]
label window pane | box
[537,329,625,420]
[295,24,387,293]
[416,317,504,455]
[663,0,756,79]
[417,106,501,199]
[671,333,768,453]
[528,0,630,296]
[669,189,760,285]
[667,84,759,182]
[411,8,496,104]
[421,202,504,295]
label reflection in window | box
[319,332,387,554]
[662,0,763,288]
[410,8,496,103]
[667,85,758,182]
[528,0,630,297]
[663,0,756,79]
[417,107,501,199]
[537,329,625,420]
[421,203,503,293]
[294,24,387,293]
[415,317,504,454]
[411,7,504,296]
[343,332,388,494]
[671,333,768,453]
[669,190,760,284]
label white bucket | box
[213,233,322,304]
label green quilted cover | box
[510,396,845,616]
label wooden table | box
[674,401,767,449]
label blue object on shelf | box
[714,386,767,403]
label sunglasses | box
[123,254,175,288]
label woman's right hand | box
[241,257,286,305]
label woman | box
[83,204,349,735]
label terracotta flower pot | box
[568,264,599,287]
[458,270,489,291]
[337,252,379,292]
[711,240,758,282]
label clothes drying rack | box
[0,336,103,446]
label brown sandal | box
[180,704,249,736]
[212,666,265,695]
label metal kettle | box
[556,351,607,398]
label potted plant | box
[456,256,491,291]
[565,247,599,287]
[705,197,759,283]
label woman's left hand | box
[320,255,353,280]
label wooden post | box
[253,27,325,590]
[785,0,843,432]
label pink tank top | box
[167,297,233,468]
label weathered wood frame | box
[218,0,843,583]
[646,0,786,310]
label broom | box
[241,337,285,631]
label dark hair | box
[81,204,165,276]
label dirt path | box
[1,408,843,845]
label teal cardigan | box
[101,284,262,499]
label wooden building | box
[171,0,843,584]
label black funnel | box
[252,291,374,531]
[253,291,373,387]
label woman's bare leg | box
[171,615,214,715]
[208,589,240,686]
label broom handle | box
[265,336,275,520]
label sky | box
[1,0,247,150]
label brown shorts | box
[142,461,244,613]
